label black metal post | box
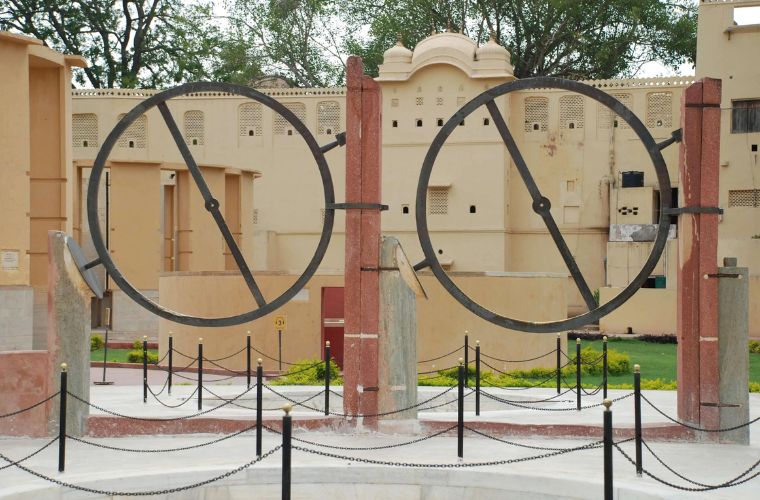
[458,358,464,459]
[603,335,608,399]
[278,329,283,372]
[475,340,481,416]
[256,359,263,457]
[95,307,113,385]
[324,341,331,416]
[58,363,67,473]
[634,364,642,476]
[282,404,292,500]
[246,333,252,389]
[576,338,581,411]
[556,333,561,394]
[168,335,173,395]
[142,336,148,403]
[463,333,469,388]
[603,399,613,500]
[197,338,203,411]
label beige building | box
[1,0,758,365]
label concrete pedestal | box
[378,237,418,432]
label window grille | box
[274,102,306,135]
[116,113,147,148]
[252,209,259,225]
[72,113,98,148]
[239,103,263,136]
[391,98,399,108]
[646,92,673,128]
[184,110,204,145]
[428,188,449,215]
[559,95,584,130]
[731,99,760,133]
[416,97,424,106]
[728,189,760,207]
[598,93,632,129]
[436,97,444,106]
[524,96,549,132]
[317,101,340,135]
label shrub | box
[127,350,158,364]
[90,334,104,351]
[749,340,760,355]
[563,346,631,376]
[132,339,144,349]
[271,359,343,386]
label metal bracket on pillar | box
[663,206,723,216]
[320,131,346,153]
[704,273,742,280]
[657,128,682,150]
[327,202,389,211]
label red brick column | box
[343,57,382,423]
[677,78,721,428]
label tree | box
[342,0,697,79]
[0,0,222,88]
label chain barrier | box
[153,350,170,365]
[479,363,564,389]
[67,384,257,421]
[264,424,458,451]
[580,382,604,396]
[615,442,760,492]
[641,394,760,432]
[266,361,323,379]
[479,348,557,364]
[250,346,295,366]
[477,388,574,405]
[0,437,58,471]
[417,364,459,376]
[580,353,605,366]
[464,426,602,452]
[0,392,59,419]
[480,389,631,411]
[202,357,247,376]
[329,389,344,398]
[147,374,170,397]
[67,424,259,453]
[291,438,603,468]
[0,445,281,496]
[418,346,463,364]
[203,346,247,362]
[148,385,199,408]
[202,385,324,411]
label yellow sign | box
[274,315,287,331]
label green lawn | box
[90,348,158,363]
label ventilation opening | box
[437,249,443,255]
[82,140,88,147]
[469,205,476,214]
[533,123,540,131]
[416,119,423,127]
[392,120,398,128]
[192,138,198,145]
[753,144,758,152]
[128,140,135,148]
[248,130,254,136]
[483,118,490,126]
[613,119,619,128]
[326,128,332,135]
[568,122,575,129]
[287,130,293,136]
[437,119,443,127]
[402,205,409,214]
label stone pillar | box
[343,56,382,424]
[718,257,749,444]
[676,78,721,428]
[47,231,92,436]
[378,237,418,431]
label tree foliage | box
[0,0,221,88]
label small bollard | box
[457,357,465,460]
[633,364,642,476]
[142,336,148,403]
[475,340,481,416]
[556,333,561,394]
[168,334,173,395]
[603,336,609,398]
[324,341,331,416]
[197,338,203,411]
[576,338,582,411]
[603,398,613,500]
[58,363,67,473]
[463,332,469,388]
[282,403,293,500]
[246,332,252,389]
[256,358,263,457]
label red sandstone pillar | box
[343,57,382,423]
[677,78,721,428]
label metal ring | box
[415,77,672,333]
[87,82,335,327]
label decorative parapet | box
[580,77,696,89]
[72,87,347,99]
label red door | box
[321,287,344,368]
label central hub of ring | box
[205,198,220,211]
[532,196,552,215]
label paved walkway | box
[0,367,757,499]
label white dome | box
[476,34,511,62]
[411,32,477,66]
[383,37,413,64]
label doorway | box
[321,287,344,369]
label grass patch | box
[90,348,158,363]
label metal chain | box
[329,389,344,398]
[203,385,323,411]
[580,353,605,366]
[148,385,198,408]
[202,357,247,376]
[418,346,463,364]
[67,424,258,453]
[641,394,760,432]
[0,445,281,496]
[0,437,58,471]
[479,348,557,364]
[147,374,170,397]
[480,389,631,411]
[267,361,323,379]
[153,350,170,365]
[464,426,602,452]
[250,346,295,366]
[292,439,603,468]
[417,364,459,376]
[615,442,760,491]
[477,388,574,405]
[0,392,59,419]
[203,346,247,362]
[67,384,257,421]
[327,386,465,418]
[264,424,458,451]
[581,382,604,396]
